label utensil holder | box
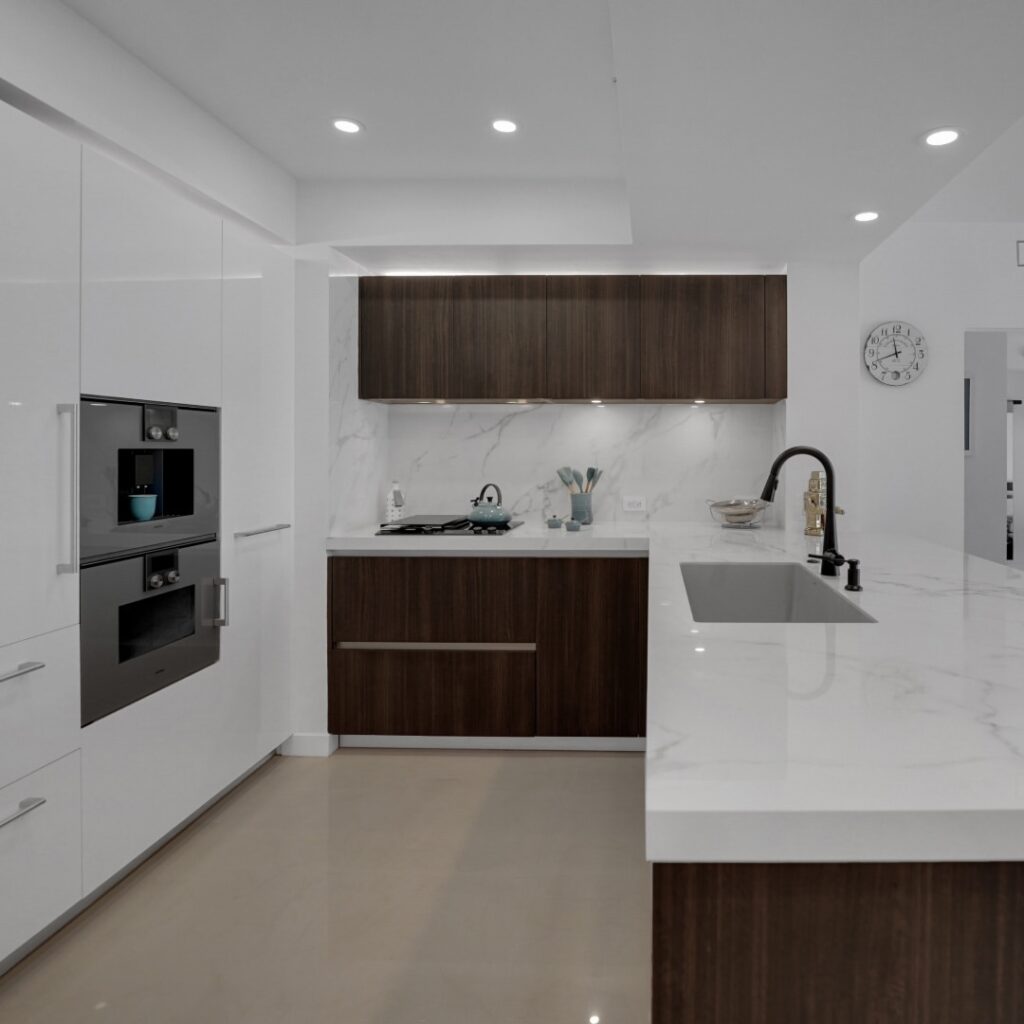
[570,493,593,525]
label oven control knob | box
[165,569,180,584]
[165,426,179,442]
[147,425,164,441]
[148,573,165,589]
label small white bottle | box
[384,481,405,524]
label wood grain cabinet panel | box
[449,276,546,399]
[331,556,537,643]
[536,558,648,737]
[653,861,1024,1024]
[764,274,788,399]
[329,649,536,735]
[546,276,641,399]
[358,276,451,399]
[640,275,766,400]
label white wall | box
[285,260,334,755]
[298,179,631,247]
[329,277,390,533]
[859,220,1024,548]
[0,0,295,240]
[964,332,1008,563]
[784,262,862,532]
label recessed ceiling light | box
[589,1017,601,1024]
[925,127,959,147]
[333,118,363,134]
[694,647,705,653]
[492,119,517,133]
[854,211,879,223]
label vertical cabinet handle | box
[56,403,78,575]
[0,661,45,685]
[213,577,230,627]
[0,797,46,831]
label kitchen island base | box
[653,861,1024,1023]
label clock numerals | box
[865,321,927,386]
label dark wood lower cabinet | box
[536,558,648,737]
[328,554,648,738]
[653,861,1024,1024]
[329,649,536,736]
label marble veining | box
[645,522,1024,862]
[387,401,782,524]
[329,277,389,533]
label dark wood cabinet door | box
[536,558,648,737]
[449,276,546,399]
[640,275,766,400]
[329,649,536,735]
[546,276,641,400]
[764,274,787,400]
[358,276,451,399]
[330,556,537,644]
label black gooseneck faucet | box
[759,446,845,578]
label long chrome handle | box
[56,402,78,574]
[0,661,46,685]
[233,523,291,539]
[0,797,46,831]
[213,577,230,627]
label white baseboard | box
[277,732,339,757]
[337,735,646,752]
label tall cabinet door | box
[81,148,222,408]
[0,102,81,648]
[640,276,765,400]
[219,222,294,754]
[546,275,640,399]
[450,276,546,399]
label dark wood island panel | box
[653,861,1024,1023]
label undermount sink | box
[680,562,876,623]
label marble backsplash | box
[387,402,783,525]
[329,276,786,530]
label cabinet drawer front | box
[0,751,82,963]
[0,627,80,790]
[331,557,537,644]
[329,650,536,736]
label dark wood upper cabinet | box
[764,274,788,400]
[535,558,648,737]
[357,274,786,402]
[358,276,451,399]
[546,276,641,400]
[449,276,546,399]
[640,275,766,401]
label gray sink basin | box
[680,562,876,623]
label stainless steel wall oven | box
[79,397,224,726]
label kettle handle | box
[477,482,503,506]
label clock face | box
[864,321,927,386]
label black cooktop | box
[376,515,524,536]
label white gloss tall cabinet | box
[0,100,296,968]
[0,100,84,967]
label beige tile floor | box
[0,750,651,1024]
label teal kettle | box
[469,483,511,525]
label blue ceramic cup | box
[129,494,157,522]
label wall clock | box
[864,321,927,386]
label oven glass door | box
[80,541,221,726]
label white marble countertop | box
[327,521,1024,863]
[646,523,1024,863]
[326,520,650,557]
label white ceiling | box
[59,0,1024,266]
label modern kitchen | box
[3,2,1024,1022]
